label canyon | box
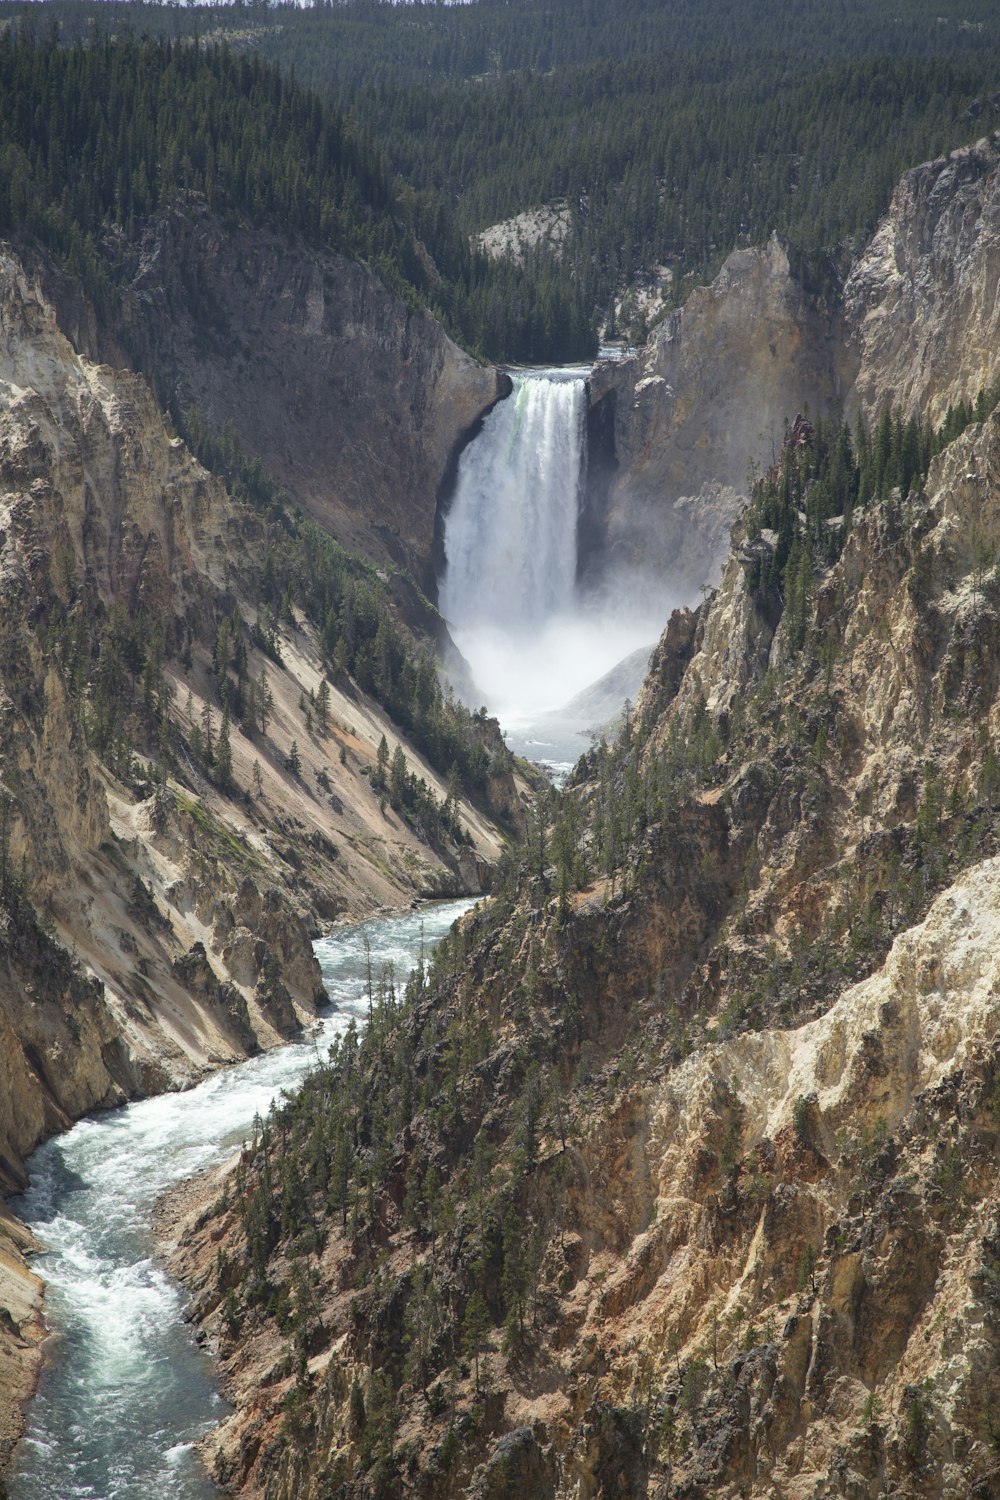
[3,119,1000,1500]
[0,238,516,1483]
[152,133,1000,1499]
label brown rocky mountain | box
[160,136,1000,1499]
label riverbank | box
[0,1210,44,1493]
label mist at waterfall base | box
[448,609,658,763]
[439,369,674,770]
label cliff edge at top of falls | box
[43,195,508,596]
[165,140,1000,1500]
[0,241,519,1477]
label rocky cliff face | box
[0,237,513,1124]
[48,198,507,595]
[588,133,1000,613]
[585,235,847,601]
[846,133,1000,427]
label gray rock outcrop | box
[586,235,846,602]
[588,134,1000,611]
[846,132,1000,425]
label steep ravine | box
[0,243,515,1481]
[8,127,1000,1499]
[167,386,1000,1500]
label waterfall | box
[440,370,588,633]
[438,365,660,759]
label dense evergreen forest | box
[0,32,430,318]
[0,23,594,361]
[6,0,1000,354]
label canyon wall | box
[0,243,513,1471]
[846,134,1000,426]
[46,198,507,595]
[0,241,510,1160]
[167,392,1000,1500]
[585,235,847,600]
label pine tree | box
[462,1290,490,1394]
[373,734,389,792]
[201,702,215,765]
[316,678,331,733]
[216,706,233,789]
[390,744,407,807]
[258,671,274,735]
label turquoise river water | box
[9,897,475,1500]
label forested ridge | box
[9,0,1000,352]
[0,25,594,362]
[0,32,427,318]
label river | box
[9,898,475,1500]
[9,368,635,1497]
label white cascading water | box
[441,370,587,632]
[440,368,660,768]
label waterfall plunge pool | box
[9,898,475,1500]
